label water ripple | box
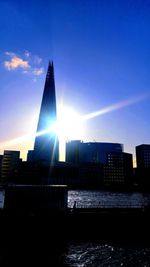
[64,243,150,266]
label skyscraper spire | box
[33,61,59,163]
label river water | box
[68,190,150,208]
[65,190,150,266]
[63,242,150,267]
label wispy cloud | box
[24,50,30,58]
[4,56,30,70]
[5,51,16,57]
[33,55,42,65]
[4,51,44,79]
[33,67,44,76]
[22,70,29,74]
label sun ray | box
[0,125,56,149]
[81,94,148,121]
[0,94,148,152]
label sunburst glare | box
[57,106,84,141]
[0,94,147,155]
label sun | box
[56,106,84,142]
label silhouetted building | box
[27,150,35,162]
[0,155,3,164]
[34,62,59,163]
[104,152,133,187]
[66,141,123,164]
[1,150,20,184]
[66,140,81,164]
[16,161,49,184]
[136,144,150,189]
[0,155,3,183]
[136,144,150,168]
[78,162,104,188]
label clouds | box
[4,55,30,70]
[33,67,44,76]
[4,51,44,80]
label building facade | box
[0,155,3,183]
[136,144,150,168]
[1,150,20,184]
[136,144,150,188]
[33,61,59,163]
[104,152,133,187]
[66,140,123,164]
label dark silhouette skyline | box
[0,62,150,190]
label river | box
[66,190,150,266]
[68,190,150,208]
[63,241,150,266]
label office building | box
[104,152,133,186]
[0,155,3,183]
[66,140,123,164]
[1,150,20,184]
[27,150,35,162]
[136,144,150,188]
[136,144,150,168]
[34,61,59,163]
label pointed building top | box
[35,60,56,132]
[48,60,53,67]
[46,60,54,81]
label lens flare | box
[56,106,84,141]
[82,94,147,121]
[0,124,56,149]
[0,94,148,151]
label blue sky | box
[0,0,150,164]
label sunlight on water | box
[68,190,150,209]
[64,242,150,267]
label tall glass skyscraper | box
[34,61,59,163]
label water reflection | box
[68,190,150,209]
[64,242,150,267]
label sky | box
[0,0,150,165]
